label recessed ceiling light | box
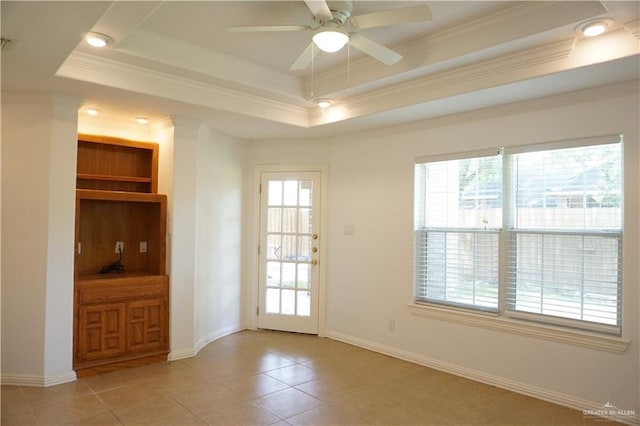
[135,117,149,125]
[577,19,612,37]
[86,108,99,116]
[315,98,333,108]
[85,32,112,48]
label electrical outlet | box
[139,241,147,253]
[77,242,81,254]
[115,241,124,253]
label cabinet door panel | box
[128,299,166,352]
[78,303,126,361]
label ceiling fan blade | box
[228,25,310,32]
[351,5,432,29]
[290,42,320,70]
[349,33,402,65]
[304,0,332,21]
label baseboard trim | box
[167,347,196,361]
[1,370,77,387]
[326,330,639,426]
[169,325,246,361]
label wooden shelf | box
[73,135,168,376]
[76,189,166,203]
[77,272,167,282]
[77,173,153,183]
[75,190,167,278]
[77,134,158,193]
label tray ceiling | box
[2,1,639,140]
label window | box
[414,151,502,311]
[414,136,622,334]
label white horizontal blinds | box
[414,153,502,311]
[415,230,500,310]
[506,141,622,332]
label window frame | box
[412,135,627,350]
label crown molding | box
[624,19,640,39]
[307,1,607,98]
[309,38,575,125]
[57,52,309,128]
[114,29,304,100]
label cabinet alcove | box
[73,134,169,377]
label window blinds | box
[506,142,622,332]
[414,153,502,311]
[414,137,622,334]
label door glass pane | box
[267,208,282,232]
[268,181,283,206]
[282,235,296,260]
[298,208,311,234]
[282,262,296,288]
[297,264,310,289]
[283,181,298,206]
[297,291,311,316]
[267,235,281,260]
[266,288,280,313]
[299,181,312,206]
[298,236,311,261]
[282,289,295,315]
[266,262,280,286]
[282,208,297,233]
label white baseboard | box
[167,347,196,361]
[193,325,246,355]
[326,330,639,426]
[1,370,77,387]
[169,325,246,361]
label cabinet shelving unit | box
[73,134,169,377]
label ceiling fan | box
[228,0,432,70]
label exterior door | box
[258,172,321,334]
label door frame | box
[248,164,328,336]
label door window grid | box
[265,180,313,316]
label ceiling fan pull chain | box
[347,41,351,91]
[311,42,315,98]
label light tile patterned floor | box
[1,330,607,425]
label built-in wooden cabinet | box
[73,134,169,377]
[76,134,158,193]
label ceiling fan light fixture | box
[312,29,349,53]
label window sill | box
[408,302,630,353]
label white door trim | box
[247,164,328,336]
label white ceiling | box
[2,1,639,141]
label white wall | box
[43,95,84,382]
[245,80,639,415]
[194,125,246,349]
[2,93,81,385]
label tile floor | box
[2,330,608,425]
